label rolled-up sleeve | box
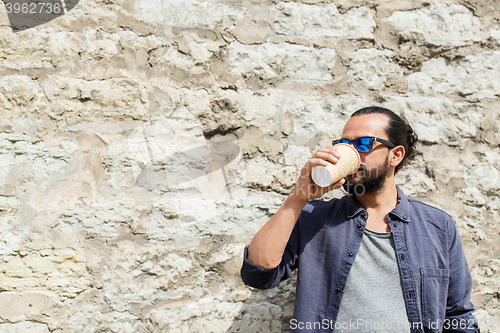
[240,245,282,289]
[241,218,301,290]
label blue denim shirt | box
[241,187,479,333]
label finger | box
[312,150,340,165]
[333,178,346,188]
[318,146,342,157]
[302,157,329,174]
[325,146,342,159]
[328,177,346,191]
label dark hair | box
[351,106,418,173]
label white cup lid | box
[311,166,333,187]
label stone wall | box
[0,0,499,332]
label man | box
[240,107,479,332]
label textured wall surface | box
[0,0,499,332]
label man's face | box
[339,114,393,196]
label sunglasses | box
[332,136,396,153]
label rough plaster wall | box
[0,0,499,332]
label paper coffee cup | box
[311,143,361,187]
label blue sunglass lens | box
[355,138,373,153]
[334,139,350,145]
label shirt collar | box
[390,186,411,222]
[346,194,364,219]
[345,186,411,223]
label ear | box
[389,146,405,168]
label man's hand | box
[290,146,346,204]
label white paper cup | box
[311,144,360,187]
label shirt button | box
[337,286,343,292]
[357,222,363,228]
[403,215,408,221]
[361,211,368,218]
[349,252,354,257]
[400,254,405,260]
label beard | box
[343,157,389,196]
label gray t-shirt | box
[334,228,411,333]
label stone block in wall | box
[173,29,226,65]
[0,31,79,71]
[203,193,283,245]
[99,246,199,312]
[226,302,282,333]
[0,195,23,257]
[228,42,336,84]
[0,321,50,333]
[0,292,63,330]
[394,167,436,198]
[0,249,90,298]
[0,75,49,127]
[146,196,217,243]
[464,162,500,197]
[459,187,487,207]
[51,76,149,122]
[57,200,139,240]
[229,15,273,45]
[385,3,483,47]
[491,28,500,45]
[284,97,366,149]
[270,2,375,41]
[347,49,405,91]
[407,51,500,99]
[103,139,141,189]
[149,46,211,75]
[136,0,245,30]
[283,145,312,171]
[148,301,247,332]
[144,192,283,247]
[0,136,86,255]
[245,157,276,189]
[68,310,148,333]
[383,96,481,144]
[81,29,165,75]
[208,89,289,136]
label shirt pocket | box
[420,268,450,331]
